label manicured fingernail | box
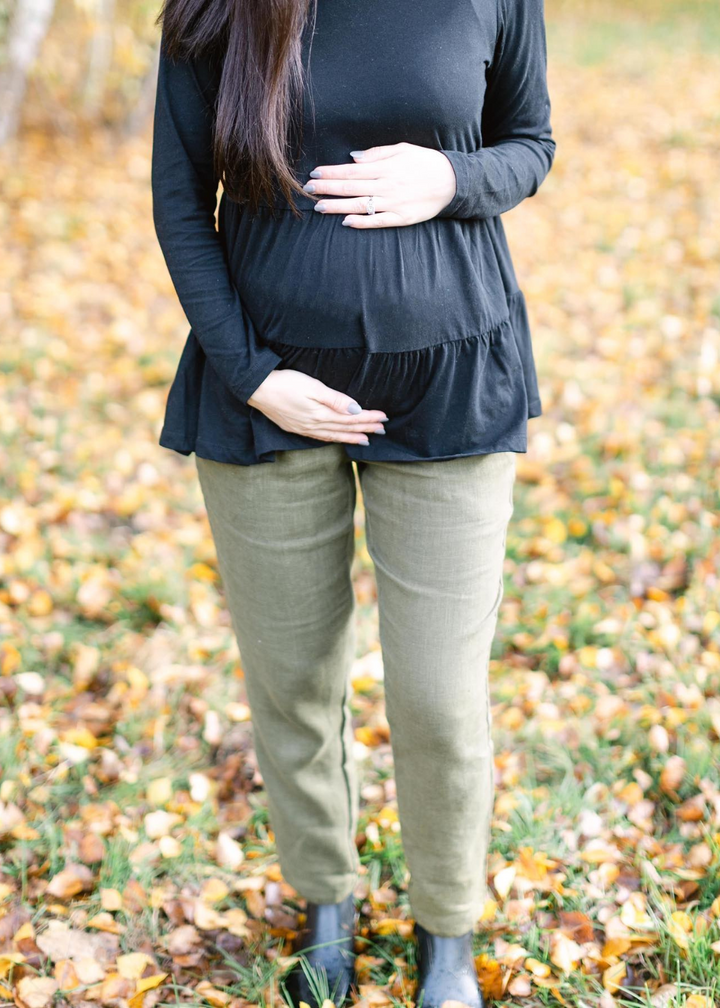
[347,402,362,415]
[314,201,327,213]
[303,182,316,193]
[359,437,370,446]
[374,426,386,434]
[341,220,351,226]
[309,169,323,178]
[350,151,365,159]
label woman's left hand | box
[303,142,457,228]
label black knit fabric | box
[151,0,556,465]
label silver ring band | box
[366,195,376,215]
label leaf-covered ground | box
[1,2,720,1007]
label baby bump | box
[227,206,507,354]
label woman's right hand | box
[247,369,387,445]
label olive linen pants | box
[195,444,516,937]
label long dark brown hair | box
[156,0,318,216]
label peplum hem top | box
[151,0,556,466]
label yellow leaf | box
[100,888,123,911]
[60,727,98,750]
[14,922,35,942]
[525,958,551,978]
[370,919,414,938]
[147,778,173,806]
[603,962,627,994]
[159,835,182,858]
[200,878,230,905]
[195,980,232,1007]
[493,865,516,900]
[549,931,583,973]
[54,960,80,991]
[0,952,25,980]
[667,913,692,951]
[136,973,168,993]
[620,892,655,931]
[87,912,125,934]
[683,997,712,1008]
[226,702,251,722]
[117,953,154,980]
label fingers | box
[350,144,404,162]
[307,429,374,446]
[321,420,386,433]
[304,178,387,198]
[307,144,404,181]
[341,211,404,229]
[311,386,388,422]
[314,196,387,216]
[314,407,388,427]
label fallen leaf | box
[36,926,119,964]
[46,864,94,900]
[116,953,154,980]
[216,832,244,870]
[163,925,201,956]
[15,976,59,1008]
[54,959,80,991]
[100,889,123,912]
[87,913,125,934]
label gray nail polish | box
[350,151,365,159]
[347,402,362,415]
[303,182,316,193]
[314,202,327,213]
[359,436,370,446]
[309,169,323,178]
[374,427,386,434]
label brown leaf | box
[99,972,133,1005]
[121,881,147,914]
[659,756,686,796]
[46,865,95,900]
[163,926,201,957]
[79,835,106,865]
[558,911,595,944]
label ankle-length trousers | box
[195,444,516,937]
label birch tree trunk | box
[81,0,116,118]
[122,39,160,137]
[0,0,57,145]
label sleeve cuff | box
[436,149,474,218]
[229,347,284,405]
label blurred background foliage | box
[0,0,719,142]
[1,1,720,1006]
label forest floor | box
[1,1,720,1006]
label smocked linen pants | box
[196,443,516,937]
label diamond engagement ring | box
[365,195,376,215]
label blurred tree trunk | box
[122,39,160,137]
[82,0,116,118]
[0,0,57,145]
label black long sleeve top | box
[151,0,556,465]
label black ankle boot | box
[283,892,357,1008]
[414,921,485,1008]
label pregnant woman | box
[151,0,555,1004]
